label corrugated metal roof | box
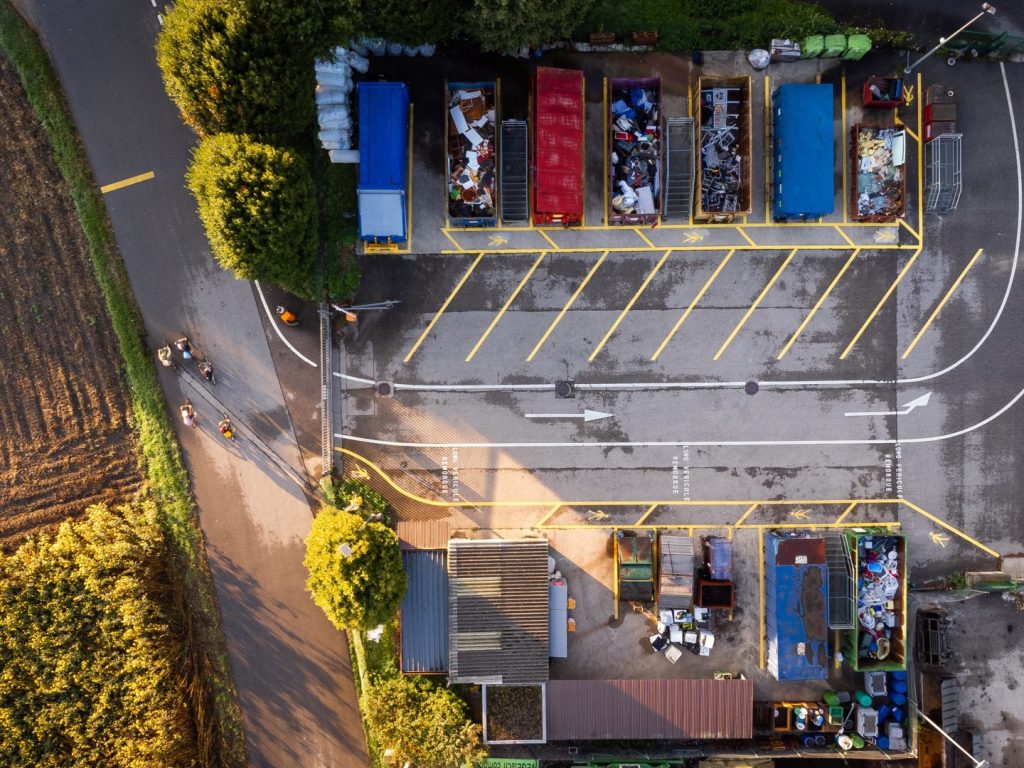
[397,520,451,551]
[400,550,449,674]
[448,539,549,685]
[546,678,753,740]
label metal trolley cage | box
[663,117,694,221]
[824,531,855,630]
[500,119,529,223]
[924,133,963,214]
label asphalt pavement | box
[12,1,367,765]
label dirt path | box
[0,57,141,549]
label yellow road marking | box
[538,229,560,250]
[688,77,694,227]
[635,504,659,526]
[527,250,607,361]
[764,75,771,223]
[902,248,984,359]
[652,249,735,361]
[465,251,547,362]
[403,252,484,362]
[842,72,848,223]
[442,220,919,233]
[834,501,858,525]
[589,250,672,361]
[737,227,757,247]
[898,218,920,240]
[442,229,465,251]
[442,244,907,255]
[840,246,922,359]
[603,77,608,225]
[777,248,860,360]
[834,226,856,247]
[917,73,924,246]
[901,123,919,143]
[758,526,765,669]
[732,503,759,531]
[902,499,1000,558]
[635,228,657,249]
[903,84,915,105]
[100,171,154,194]
[714,248,798,360]
[536,504,562,528]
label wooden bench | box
[589,32,615,46]
[631,31,659,47]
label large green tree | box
[304,503,405,631]
[465,0,597,52]
[365,676,485,768]
[187,133,317,295]
[0,504,196,767]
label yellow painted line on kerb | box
[758,526,766,669]
[527,250,607,361]
[834,501,858,525]
[714,248,798,360]
[918,72,924,241]
[403,252,484,363]
[840,246,922,359]
[652,249,735,361]
[465,251,547,362]
[589,250,672,361]
[100,171,154,194]
[603,77,608,225]
[842,72,848,223]
[902,248,984,359]
[764,75,771,223]
[777,248,860,360]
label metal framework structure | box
[925,133,963,213]
[824,531,855,630]
[664,117,694,221]
[500,119,529,223]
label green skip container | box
[843,34,872,60]
[802,34,825,58]
[823,33,847,57]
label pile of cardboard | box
[447,88,497,219]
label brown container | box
[695,76,753,222]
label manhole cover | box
[555,380,576,399]
[745,381,759,395]
[377,381,394,397]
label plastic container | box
[844,34,873,60]
[823,691,841,706]
[802,34,825,58]
[855,690,873,707]
[892,692,907,705]
[823,34,847,58]
[877,735,890,749]
[851,734,866,748]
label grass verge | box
[348,616,400,768]
[0,3,246,766]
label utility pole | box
[905,3,996,74]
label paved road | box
[12,1,367,766]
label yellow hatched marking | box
[902,248,985,359]
[834,501,858,525]
[652,249,735,361]
[732,503,758,531]
[442,229,465,251]
[100,171,154,193]
[714,248,798,360]
[536,504,562,528]
[842,72,848,223]
[635,504,659,526]
[736,227,757,247]
[898,218,920,240]
[764,76,771,223]
[840,246,922,359]
[589,250,672,361]
[465,251,547,362]
[917,73,924,247]
[603,78,608,224]
[834,226,856,247]
[538,229,560,250]
[635,228,657,249]
[777,248,860,360]
[758,526,765,669]
[902,499,1000,558]
[527,250,608,361]
[403,252,484,362]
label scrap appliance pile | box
[609,83,661,219]
[447,85,498,221]
[855,127,904,220]
[699,86,742,215]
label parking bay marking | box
[902,248,985,360]
[589,250,672,361]
[403,251,485,363]
[714,248,798,361]
[652,249,735,361]
[465,251,547,362]
[527,250,608,361]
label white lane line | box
[337,382,1024,450]
[254,280,317,367]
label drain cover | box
[377,381,394,397]
[555,380,576,399]
[745,381,759,395]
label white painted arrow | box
[525,409,613,423]
[845,391,932,418]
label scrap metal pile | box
[699,86,742,214]
[610,85,661,216]
[447,87,497,220]
[855,127,904,219]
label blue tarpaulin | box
[764,533,829,681]
[772,84,834,220]
[357,81,408,241]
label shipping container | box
[851,123,906,222]
[696,76,752,222]
[357,82,409,243]
[844,530,907,671]
[772,83,835,220]
[534,67,585,226]
[764,532,830,681]
[446,81,500,227]
[608,77,662,225]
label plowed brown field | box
[0,57,142,550]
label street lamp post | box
[331,300,401,323]
[908,699,989,768]
[905,3,997,74]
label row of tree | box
[0,504,196,767]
